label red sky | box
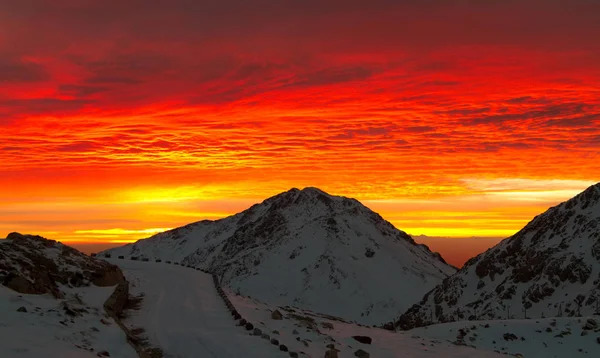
[1,0,599,266]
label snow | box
[102,187,455,325]
[0,284,136,358]
[109,259,285,357]
[106,258,507,357]
[398,183,600,329]
[226,288,506,358]
[410,317,600,357]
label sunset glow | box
[1,0,599,266]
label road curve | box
[111,260,282,358]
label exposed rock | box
[271,309,283,320]
[584,318,598,330]
[354,349,370,358]
[321,322,334,329]
[279,344,288,352]
[253,328,262,336]
[103,282,129,317]
[5,276,37,295]
[325,349,339,358]
[0,232,125,298]
[352,335,372,344]
[503,333,518,341]
[17,306,27,313]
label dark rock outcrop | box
[352,336,372,344]
[0,233,126,298]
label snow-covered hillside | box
[397,183,600,330]
[410,317,600,358]
[0,285,137,358]
[228,289,506,358]
[102,187,455,324]
[0,233,136,358]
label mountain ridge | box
[396,183,600,330]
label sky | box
[1,0,599,266]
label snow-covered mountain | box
[397,183,600,330]
[101,187,455,324]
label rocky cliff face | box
[0,232,125,298]
[397,183,600,330]
[102,187,455,324]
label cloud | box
[56,141,102,152]
[58,84,109,97]
[465,103,591,126]
[0,98,92,118]
[284,66,378,88]
[0,58,49,83]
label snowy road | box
[110,260,282,358]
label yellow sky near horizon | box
[2,178,595,243]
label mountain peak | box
[299,186,328,194]
[282,186,335,198]
[261,187,356,214]
[102,188,455,325]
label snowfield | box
[410,317,600,357]
[0,284,136,358]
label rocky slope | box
[0,233,137,357]
[397,183,600,330]
[0,232,125,298]
[102,187,455,324]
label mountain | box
[0,233,137,357]
[1,232,125,297]
[396,183,600,330]
[101,187,455,324]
